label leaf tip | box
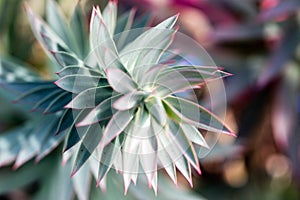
[64,103,71,109]
[53,80,59,86]
[195,165,201,175]
[70,168,78,177]
[34,157,41,164]
[12,163,20,170]
[23,2,34,16]
[75,121,85,127]
[110,0,118,4]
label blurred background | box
[0,0,300,199]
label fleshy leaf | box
[55,75,106,94]
[145,96,167,126]
[164,96,234,135]
[180,123,209,148]
[97,138,120,185]
[46,0,73,49]
[63,109,92,152]
[155,67,230,97]
[106,68,137,94]
[25,3,72,69]
[31,89,64,112]
[56,66,101,78]
[101,110,134,146]
[77,95,120,127]
[72,161,91,200]
[114,8,136,50]
[70,3,89,59]
[157,126,192,186]
[65,86,113,109]
[13,85,58,103]
[113,91,145,111]
[168,120,200,173]
[55,109,75,134]
[119,15,178,74]
[122,134,140,194]
[43,92,72,114]
[51,51,85,67]
[102,0,117,35]
[72,124,104,175]
[89,6,125,71]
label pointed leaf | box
[145,96,167,126]
[72,124,103,175]
[4,81,55,93]
[14,117,56,168]
[97,139,120,184]
[120,15,178,73]
[13,85,58,103]
[158,130,193,186]
[180,123,208,148]
[106,68,137,93]
[114,8,136,50]
[55,109,75,134]
[55,75,106,94]
[101,110,134,146]
[31,89,64,112]
[46,0,73,49]
[72,161,91,200]
[155,67,230,97]
[35,130,65,162]
[51,50,85,67]
[113,90,145,110]
[56,66,101,77]
[164,96,234,135]
[63,109,92,152]
[102,0,117,35]
[77,95,120,126]
[89,6,124,71]
[122,134,140,194]
[43,92,72,113]
[25,4,71,69]
[66,86,112,109]
[168,120,200,172]
[70,3,89,58]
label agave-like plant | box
[1,0,233,195]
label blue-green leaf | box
[101,110,134,146]
[55,75,105,94]
[113,90,145,110]
[72,124,103,175]
[102,0,117,35]
[65,86,113,109]
[56,66,101,78]
[119,15,178,74]
[106,68,137,94]
[164,96,234,135]
[70,3,89,59]
[46,0,73,50]
[77,95,120,127]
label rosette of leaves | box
[0,0,234,195]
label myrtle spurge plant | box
[0,0,234,195]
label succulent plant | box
[0,0,234,196]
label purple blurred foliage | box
[119,0,300,197]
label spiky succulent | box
[0,0,233,195]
